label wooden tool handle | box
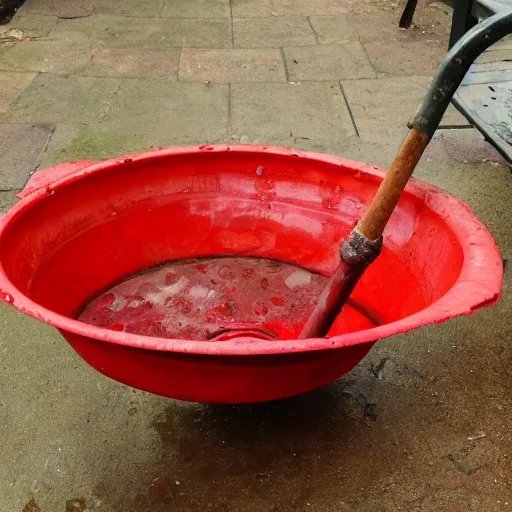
[357,129,429,241]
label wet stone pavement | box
[0,0,511,510]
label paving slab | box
[0,124,53,189]
[40,82,228,162]
[40,122,221,167]
[49,15,233,49]
[0,12,57,38]
[82,47,179,79]
[45,15,123,39]
[294,132,410,169]
[308,14,359,44]
[0,35,17,54]
[363,39,446,76]
[231,0,273,18]
[39,123,160,164]
[104,79,228,140]
[0,71,35,114]
[37,123,88,167]
[438,128,508,165]
[310,12,449,45]
[341,76,428,135]
[284,42,376,81]
[90,0,165,17]
[104,17,233,50]
[20,0,95,18]
[231,82,355,140]
[341,75,471,135]
[8,74,122,124]
[161,0,230,18]
[0,38,92,73]
[233,16,316,48]
[271,0,349,16]
[341,76,470,133]
[21,0,166,18]
[55,124,223,163]
[179,48,286,82]
[440,104,472,127]
[0,190,19,212]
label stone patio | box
[0,0,511,511]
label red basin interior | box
[1,151,464,336]
[0,146,501,403]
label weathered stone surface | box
[0,190,18,213]
[21,0,165,18]
[179,48,285,82]
[272,0,348,16]
[363,40,445,76]
[0,71,35,113]
[83,47,179,79]
[40,82,228,162]
[294,131,408,170]
[231,82,355,140]
[234,17,316,48]
[91,0,165,17]
[284,42,375,81]
[20,0,95,17]
[342,75,469,133]
[0,124,53,189]
[8,74,122,123]
[37,123,83,167]
[0,38,92,73]
[0,13,57,38]
[441,105,472,127]
[341,76,431,135]
[41,16,97,39]
[104,17,232,49]
[49,15,233,49]
[161,0,230,18]
[437,128,507,166]
[310,12,449,45]
[39,123,154,163]
[231,0,272,17]
[105,79,228,142]
[309,13,390,44]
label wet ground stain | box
[22,499,40,512]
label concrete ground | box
[0,0,511,510]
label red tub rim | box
[0,145,503,356]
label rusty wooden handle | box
[357,129,429,241]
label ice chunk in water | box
[189,285,213,299]
[284,269,312,289]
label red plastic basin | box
[0,146,503,403]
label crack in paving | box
[339,83,360,137]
